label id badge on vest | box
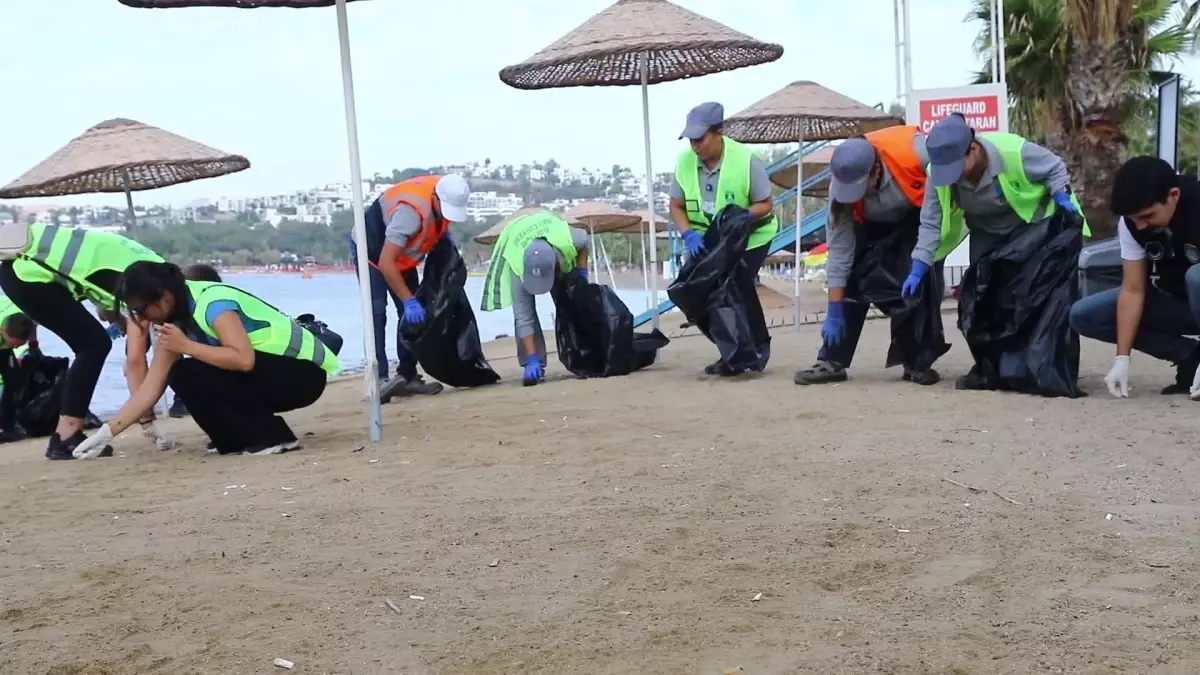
[1144,238,1200,290]
[701,183,715,217]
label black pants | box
[348,200,419,381]
[0,350,18,431]
[0,262,111,420]
[168,351,327,452]
[736,244,772,348]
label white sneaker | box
[250,440,301,456]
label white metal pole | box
[639,52,659,330]
[597,234,617,287]
[335,0,382,443]
[893,0,903,100]
[640,230,649,310]
[901,0,914,99]
[996,0,1008,84]
[989,0,1000,82]
[793,129,805,330]
[588,224,597,279]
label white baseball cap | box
[435,174,470,222]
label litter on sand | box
[488,559,499,567]
[410,595,425,601]
[273,658,294,669]
[384,598,403,615]
[751,592,762,602]
[1106,513,1114,521]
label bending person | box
[1069,157,1200,398]
[0,297,36,443]
[349,173,471,399]
[0,224,163,459]
[74,262,340,459]
[480,209,589,386]
[669,101,778,375]
[909,113,1087,390]
[794,125,947,386]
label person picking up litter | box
[480,209,590,386]
[1069,156,1200,399]
[668,101,778,375]
[0,297,36,444]
[349,173,471,400]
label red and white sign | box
[906,83,1008,134]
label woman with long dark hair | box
[72,261,341,459]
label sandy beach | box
[4,315,1200,675]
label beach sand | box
[4,317,1200,674]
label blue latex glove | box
[578,267,589,282]
[523,357,544,385]
[105,324,122,340]
[822,301,846,346]
[1053,191,1079,213]
[402,297,426,325]
[682,229,705,257]
[901,260,929,297]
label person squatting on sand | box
[0,296,37,444]
[908,113,1087,390]
[349,173,471,400]
[480,209,590,386]
[793,124,946,387]
[0,223,164,460]
[669,101,778,376]
[72,261,341,459]
[122,263,223,453]
[1069,156,1200,399]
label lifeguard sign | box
[906,83,1009,134]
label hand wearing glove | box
[402,297,426,326]
[522,357,544,386]
[901,260,929,297]
[578,267,589,282]
[682,229,705,257]
[105,324,123,340]
[73,423,114,460]
[1104,355,1130,398]
[141,422,177,451]
[822,301,846,346]
[1053,191,1079,214]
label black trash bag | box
[956,211,1085,398]
[8,350,103,437]
[851,216,951,371]
[550,272,670,377]
[399,240,500,388]
[666,205,762,371]
[295,313,344,355]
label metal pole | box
[639,52,659,329]
[793,129,805,330]
[990,0,1000,82]
[335,0,382,443]
[996,0,1008,84]
[893,0,903,100]
[901,0,914,99]
[121,170,137,232]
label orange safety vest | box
[376,175,452,271]
[850,125,927,224]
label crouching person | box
[73,261,340,459]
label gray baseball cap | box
[926,114,974,187]
[828,138,878,204]
[521,239,557,296]
[679,102,724,140]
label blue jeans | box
[1069,265,1200,364]
[349,201,418,381]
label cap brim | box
[521,273,554,296]
[441,203,468,222]
[929,158,965,187]
[679,124,708,140]
[828,176,868,204]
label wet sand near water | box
[3,319,1200,674]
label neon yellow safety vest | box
[186,280,341,376]
[932,132,1092,260]
[674,137,779,250]
[0,297,21,351]
[12,224,164,309]
[480,210,577,311]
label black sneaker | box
[169,398,189,418]
[794,361,848,385]
[0,428,26,444]
[954,369,991,391]
[903,367,941,386]
[403,375,444,396]
[46,431,113,460]
[703,360,724,375]
[1163,347,1200,395]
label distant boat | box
[301,270,313,280]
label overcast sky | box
[3,0,1197,207]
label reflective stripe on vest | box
[378,176,451,270]
[851,125,927,224]
[15,224,163,306]
[480,210,577,312]
[673,137,778,250]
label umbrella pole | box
[121,170,136,232]
[794,131,805,331]
[335,0,382,443]
[640,231,649,310]
[597,234,616,287]
[639,52,659,330]
[588,224,597,279]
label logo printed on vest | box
[1186,244,1200,264]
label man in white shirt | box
[1068,156,1199,397]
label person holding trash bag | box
[72,261,341,460]
[0,297,36,443]
[0,223,164,459]
[349,173,471,400]
[480,209,590,386]
[668,101,778,375]
[1069,156,1200,399]
[793,125,949,387]
[909,113,1090,395]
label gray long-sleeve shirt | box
[511,226,591,340]
[668,150,773,223]
[826,135,930,288]
[912,136,1070,265]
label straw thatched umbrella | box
[768,145,834,192]
[562,201,642,284]
[499,0,784,329]
[115,0,385,443]
[725,81,901,328]
[473,206,544,246]
[0,118,249,230]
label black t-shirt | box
[1127,175,1199,297]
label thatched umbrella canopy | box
[562,200,641,233]
[765,250,796,265]
[616,209,672,235]
[724,81,900,144]
[498,0,783,330]
[769,145,834,192]
[473,206,544,246]
[0,118,249,202]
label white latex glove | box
[1104,355,1130,398]
[141,422,177,451]
[73,423,114,459]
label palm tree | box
[970,0,1199,238]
